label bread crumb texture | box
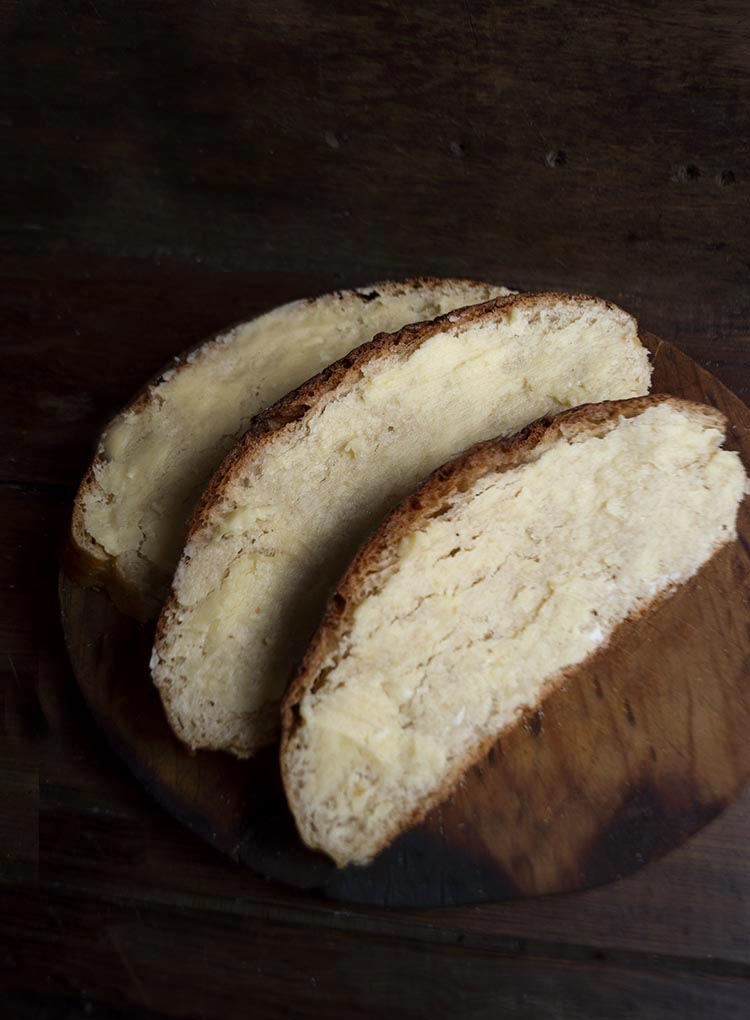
[284,399,748,866]
[75,279,508,617]
[152,294,651,757]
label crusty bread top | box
[280,394,748,866]
[69,277,509,618]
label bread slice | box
[151,292,652,758]
[281,396,749,867]
[69,278,509,619]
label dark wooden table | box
[3,2,750,1017]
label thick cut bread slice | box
[70,278,509,619]
[152,293,652,757]
[281,396,749,867]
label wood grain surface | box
[58,331,750,907]
[4,0,750,1015]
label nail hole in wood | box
[672,163,701,183]
[545,149,567,168]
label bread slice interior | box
[282,396,748,867]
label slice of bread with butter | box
[281,396,749,867]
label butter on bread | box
[151,292,652,758]
[281,396,749,867]
[70,278,510,619]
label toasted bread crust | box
[280,394,729,864]
[185,292,628,538]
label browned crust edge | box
[279,394,731,866]
[67,277,503,618]
[184,291,635,541]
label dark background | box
[2,2,750,1017]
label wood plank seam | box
[19,875,750,981]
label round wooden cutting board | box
[59,332,750,907]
